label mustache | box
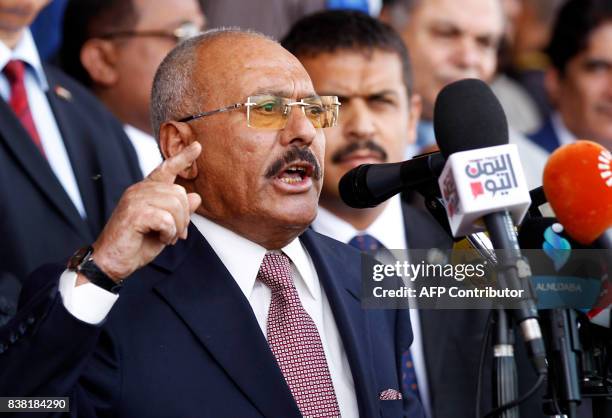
[331,140,388,164]
[265,146,322,180]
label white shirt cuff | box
[58,270,119,325]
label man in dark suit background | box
[0,29,423,417]
[283,11,546,418]
[529,0,612,153]
[60,0,206,176]
[0,0,142,325]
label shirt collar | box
[417,120,436,145]
[190,214,319,300]
[0,29,48,91]
[124,124,156,144]
[551,111,577,147]
[312,195,408,250]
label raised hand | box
[84,142,202,283]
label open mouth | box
[277,162,314,185]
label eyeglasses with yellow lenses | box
[178,95,340,129]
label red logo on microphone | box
[470,182,484,198]
[464,153,518,198]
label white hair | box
[150,27,273,140]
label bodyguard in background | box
[529,0,612,152]
[0,0,142,324]
[60,0,206,176]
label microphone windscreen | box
[433,78,508,158]
[339,164,368,208]
[543,140,612,245]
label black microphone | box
[338,74,510,210]
[338,152,445,208]
[433,81,508,159]
[434,78,547,375]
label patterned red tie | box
[258,252,341,418]
[3,60,45,156]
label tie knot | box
[348,233,384,252]
[3,60,25,84]
[257,252,294,292]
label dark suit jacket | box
[400,204,545,418]
[528,117,561,153]
[0,227,424,418]
[0,65,142,322]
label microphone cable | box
[475,310,548,418]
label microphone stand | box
[484,211,547,418]
[578,312,612,418]
[493,308,520,418]
[421,192,522,417]
[541,309,581,418]
[416,189,548,418]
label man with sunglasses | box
[60,0,205,175]
[1,29,423,418]
[0,0,142,325]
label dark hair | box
[281,10,413,95]
[547,0,612,75]
[59,0,138,86]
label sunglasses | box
[178,95,341,129]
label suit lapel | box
[152,225,301,418]
[418,309,448,396]
[45,74,103,236]
[402,203,452,251]
[402,203,454,408]
[0,93,90,240]
[529,117,560,154]
[300,230,379,418]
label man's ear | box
[544,67,561,107]
[159,121,199,180]
[80,39,119,87]
[407,93,423,146]
[379,5,393,24]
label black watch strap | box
[68,246,123,294]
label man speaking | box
[0,29,422,418]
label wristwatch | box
[67,246,123,294]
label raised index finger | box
[147,142,202,184]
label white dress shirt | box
[509,128,549,189]
[0,30,87,218]
[124,125,162,176]
[58,214,359,417]
[313,195,433,418]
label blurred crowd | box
[26,0,611,177]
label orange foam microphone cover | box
[543,140,612,245]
